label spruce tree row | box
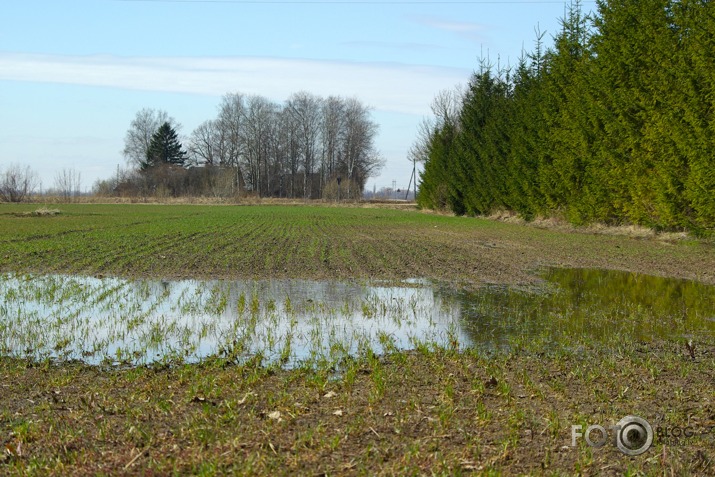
[417,0,714,233]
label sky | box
[1,0,590,194]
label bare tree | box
[341,98,381,198]
[216,93,247,194]
[408,118,434,164]
[188,120,222,167]
[216,93,246,168]
[122,108,177,168]
[321,96,346,184]
[54,168,82,201]
[408,86,464,165]
[431,86,464,128]
[277,106,301,198]
[242,95,278,195]
[0,163,41,202]
[286,92,323,198]
[180,91,382,200]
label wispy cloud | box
[410,15,488,43]
[0,52,469,116]
[341,40,447,52]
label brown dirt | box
[2,342,714,475]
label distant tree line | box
[416,0,714,233]
[0,163,41,202]
[101,92,384,200]
[0,164,83,203]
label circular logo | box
[616,416,653,456]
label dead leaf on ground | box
[190,395,216,406]
[5,441,22,457]
[237,392,255,405]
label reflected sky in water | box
[0,275,466,366]
[1,268,713,366]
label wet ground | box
[3,268,713,367]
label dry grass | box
[486,210,693,241]
[12,207,62,217]
[13,195,422,212]
[21,195,387,207]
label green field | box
[1,203,714,475]
[2,203,714,286]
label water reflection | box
[0,268,713,366]
[0,274,466,366]
[455,268,715,351]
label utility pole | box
[405,156,416,201]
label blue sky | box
[1,0,588,193]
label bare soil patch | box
[2,342,713,475]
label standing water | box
[0,269,713,366]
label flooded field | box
[4,205,714,475]
[1,268,713,367]
[455,267,715,352]
[0,275,467,367]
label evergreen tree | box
[507,57,546,219]
[538,0,594,224]
[455,67,511,215]
[417,123,456,210]
[143,122,187,170]
[416,0,715,232]
[590,0,673,226]
[680,0,715,231]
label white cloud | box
[0,52,469,116]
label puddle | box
[454,268,715,351]
[0,275,467,366]
[0,269,713,366]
